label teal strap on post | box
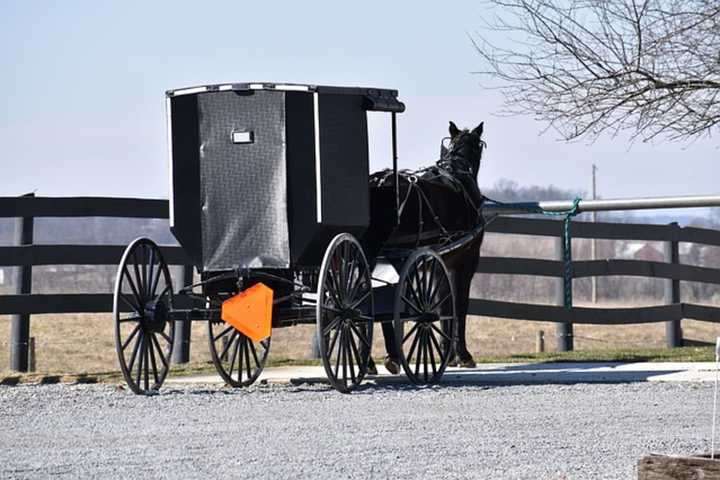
[484,196,582,308]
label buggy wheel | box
[394,249,456,384]
[317,233,374,393]
[208,320,270,387]
[113,238,175,395]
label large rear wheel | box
[113,238,175,395]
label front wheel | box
[394,249,456,384]
[208,319,270,387]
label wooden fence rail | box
[1,195,192,372]
[472,216,720,350]
[2,196,720,372]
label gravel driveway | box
[0,381,714,479]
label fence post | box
[535,330,545,353]
[28,337,36,372]
[172,265,194,364]
[309,330,321,359]
[555,235,574,352]
[9,193,34,372]
[664,224,682,348]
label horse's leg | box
[453,243,480,367]
[381,322,401,373]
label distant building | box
[617,242,665,262]
[633,244,665,262]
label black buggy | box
[113,82,476,394]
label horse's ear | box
[449,121,460,138]
[472,122,484,137]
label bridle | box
[437,132,486,179]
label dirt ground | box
[2,300,719,375]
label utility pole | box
[591,164,598,303]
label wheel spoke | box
[430,323,452,343]
[401,295,424,316]
[119,289,142,315]
[428,328,446,366]
[118,314,142,323]
[158,331,172,344]
[325,270,344,308]
[347,321,371,349]
[243,337,253,380]
[147,333,160,385]
[127,331,143,372]
[405,326,422,362]
[334,328,344,379]
[121,324,141,351]
[422,329,429,381]
[342,328,348,387]
[427,330,438,376]
[344,329,356,384]
[150,333,168,369]
[402,322,420,344]
[122,266,144,308]
[426,260,440,307]
[213,325,235,342]
[419,259,429,307]
[135,334,145,389]
[349,290,371,310]
[348,328,365,377]
[228,336,240,378]
[237,336,246,383]
[146,247,155,299]
[346,262,365,305]
[143,333,150,391]
[322,315,343,337]
[150,260,163,298]
[249,339,261,370]
[414,330,424,376]
[131,252,146,302]
[219,330,238,360]
[407,270,425,311]
[429,292,452,313]
[321,304,342,314]
[326,327,341,358]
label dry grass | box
[2,297,720,376]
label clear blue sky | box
[1,0,717,208]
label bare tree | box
[472,0,720,143]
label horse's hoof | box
[456,354,476,369]
[383,356,401,374]
[366,358,378,375]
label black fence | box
[474,216,720,350]
[2,196,720,372]
[0,195,193,371]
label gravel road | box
[0,381,714,479]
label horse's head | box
[440,121,486,180]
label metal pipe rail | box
[483,194,720,216]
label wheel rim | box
[208,319,270,387]
[113,238,175,395]
[394,250,456,384]
[317,233,374,393]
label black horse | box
[365,121,486,371]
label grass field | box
[2,298,719,377]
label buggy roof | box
[166,82,405,113]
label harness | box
[369,136,486,248]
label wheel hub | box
[418,312,439,323]
[143,298,169,333]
